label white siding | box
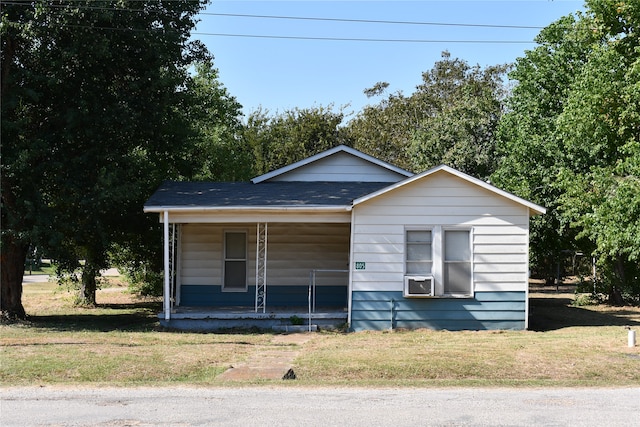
[351,171,531,293]
[180,224,255,286]
[269,152,405,182]
[266,223,350,286]
[180,223,350,287]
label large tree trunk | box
[1,236,28,320]
[608,256,626,306]
[78,260,100,307]
[0,33,27,320]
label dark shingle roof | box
[144,181,391,209]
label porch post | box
[255,222,268,313]
[347,214,356,328]
[163,210,170,321]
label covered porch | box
[158,212,353,330]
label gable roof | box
[353,165,547,215]
[144,181,390,212]
[251,145,413,184]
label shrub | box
[125,269,163,297]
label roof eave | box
[143,205,353,214]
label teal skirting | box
[179,284,347,308]
[350,291,526,331]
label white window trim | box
[223,229,248,292]
[442,227,474,298]
[404,226,474,298]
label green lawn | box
[1,281,639,387]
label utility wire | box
[1,1,545,30]
[202,12,544,30]
[193,32,535,44]
[1,0,540,43]
[25,22,537,43]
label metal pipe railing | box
[308,269,349,331]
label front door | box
[223,231,247,291]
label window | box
[224,231,247,291]
[443,230,472,295]
[406,230,432,275]
[404,227,473,297]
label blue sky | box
[194,1,585,119]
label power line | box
[31,21,537,43]
[9,22,537,44]
[1,0,541,44]
[193,32,535,44]
[1,1,545,31]
[201,12,545,30]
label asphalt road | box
[2,386,639,426]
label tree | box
[347,52,509,178]
[492,13,596,284]
[1,0,210,316]
[555,0,640,303]
[493,0,640,302]
[186,61,250,182]
[408,53,509,180]
[347,88,417,171]
[112,60,247,297]
[244,105,349,175]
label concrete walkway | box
[218,333,314,381]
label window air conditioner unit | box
[404,276,434,298]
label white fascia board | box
[251,145,413,183]
[352,165,547,216]
[143,205,353,214]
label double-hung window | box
[406,230,432,275]
[404,227,472,297]
[404,230,434,297]
[443,229,472,295]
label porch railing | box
[308,269,349,332]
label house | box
[144,145,545,331]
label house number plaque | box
[355,261,366,270]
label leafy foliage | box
[244,105,349,176]
[408,53,509,180]
[186,61,250,181]
[347,52,509,179]
[346,88,417,170]
[1,0,212,312]
[493,0,640,302]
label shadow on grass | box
[529,295,640,331]
[21,302,279,336]
[24,301,162,332]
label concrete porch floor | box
[158,306,348,331]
